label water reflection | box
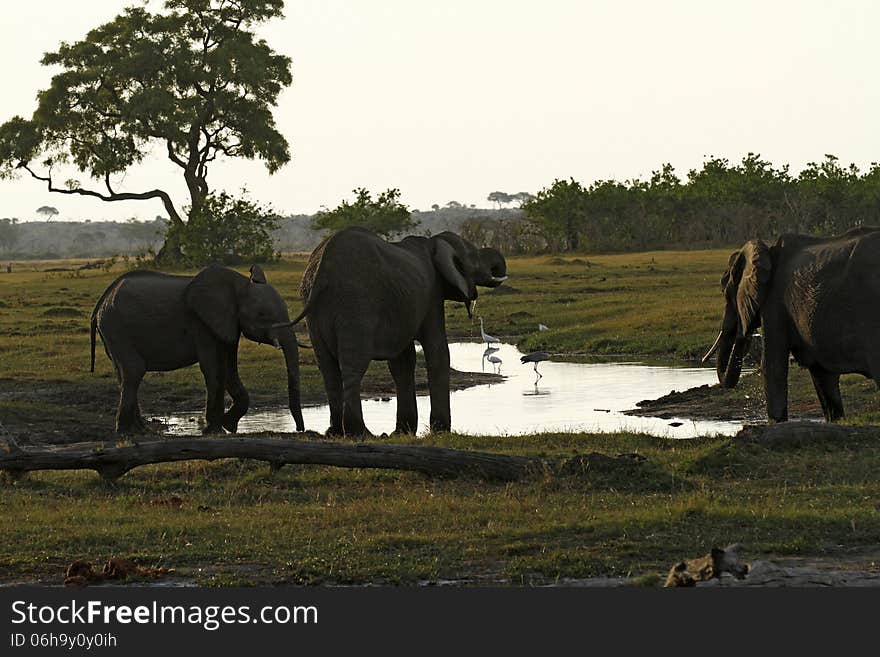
[522,385,550,397]
[162,342,744,438]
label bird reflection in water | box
[522,384,551,397]
[482,346,500,372]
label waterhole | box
[162,342,743,438]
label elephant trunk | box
[718,333,751,389]
[714,306,749,389]
[278,330,305,432]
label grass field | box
[1,250,879,585]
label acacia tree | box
[0,0,291,262]
[487,191,512,208]
[35,206,60,221]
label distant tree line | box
[5,153,878,260]
[517,154,880,253]
[0,217,167,259]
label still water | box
[163,342,743,438]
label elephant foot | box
[116,415,151,435]
[222,416,241,434]
[202,423,225,435]
[325,425,344,438]
[393,420,418,435]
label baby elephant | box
[91,265,304,434]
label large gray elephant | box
[294,227,507,436]
[91,265,304,433]
[703,226,880,422]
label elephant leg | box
[222,345,250,433]
[198,341,227,434]
[133,402,148,430]
[422,337,452,433]
[340,356,371,437]
[388,343,418,434]
[115,356,146,434]
[809,366,843,422]
[761,333,789,422]
[313,341,344,436]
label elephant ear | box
[735,239,772,338]
[720,250,740,291]
[433,238,471,300]
[250,265,267,284]
[184,266,241,344]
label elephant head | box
[430,232,507,316]
[703,239,772,388]
[185,265,304,431]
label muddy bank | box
[626,379,769,423]
[624,367,879,424]
[0,367,502,446]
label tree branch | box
[21,163,183,226]
[166,140,187,168]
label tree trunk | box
[0,435,646,482]
[155,232,184,265]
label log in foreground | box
[0,435,643,482]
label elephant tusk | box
[491,275,508,283]
[701,330,725,364]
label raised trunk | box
[279,330,304,432]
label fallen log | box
[0,436,534,481]
[0,435,645,482]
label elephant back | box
[300,233,333,301]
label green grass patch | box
[2,253,880,585]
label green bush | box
[170,191,280,266]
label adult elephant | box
[91,265,304,434]
[703,226,880,422]
[295,227,507,436]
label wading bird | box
[478,317,500,348]
[520,351,551,381]
[482,346,499,372]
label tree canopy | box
[312,188,417,238]
[35,206,60,221]
[0,0,291,260]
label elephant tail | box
[289,297,313,327]
[90,308,97,373]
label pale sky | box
[1,0,878,221]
